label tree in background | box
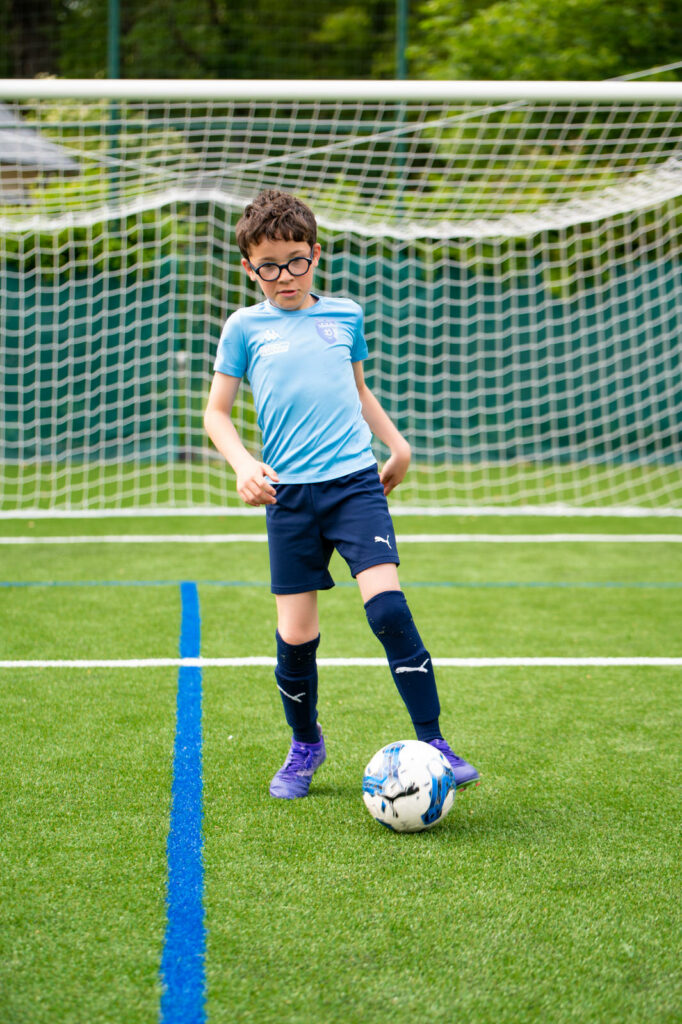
[409,0,682,80]
[0,0,60,77]
[1,0,681,81]
[0,0,395,79]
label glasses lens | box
[288,257,311,277]
[257,263,280,281]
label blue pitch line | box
[2,579,682,590]
[160,582,206,1024]
[0,579,268,588]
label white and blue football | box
[362,740,457,833]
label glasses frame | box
[248,248,315,282]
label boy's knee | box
[276,630,320,663]
[275,592,319,646]
[364,590,427,662]
[277,625,320,646]
[364,589,411,637]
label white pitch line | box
[0,534,269,544]
[2,505,681,520]
[1,533,682,545]
[1,657,681,669]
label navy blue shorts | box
[265,465,400,594]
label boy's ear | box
[241,257,257,282]
[312,242,322,265]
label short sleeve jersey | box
[213,295,376,483]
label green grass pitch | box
[0,515,681,1023]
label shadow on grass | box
[274,773,594,851]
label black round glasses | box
[248,250,314,282]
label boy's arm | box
[353,361,411,496]
[204,372,279,506]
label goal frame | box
[2,78,682,519]
[3,79,682,102]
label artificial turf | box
[0,517,680,1022]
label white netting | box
[1,81,681,512]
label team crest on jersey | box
[315,319,338,343]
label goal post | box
[1,78,681,515]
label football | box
[362,740,457,833]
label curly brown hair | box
[235,190,317,258]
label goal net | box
[1,79,681,514]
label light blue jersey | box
[213,295,376,483]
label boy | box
[204,190,480,800]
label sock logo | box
[276,684,305,703]
[374,534,392,549]
[395,658,431,675]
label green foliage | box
[0,212,178,278]
[0,0,397,80]
[2,0,682,81]
[0,95,201,276]
[410,0,682,80]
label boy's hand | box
[236,458,279,506]
[379,440,411,496]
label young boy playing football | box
[204,189,480,800]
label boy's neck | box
[269,292,319,312]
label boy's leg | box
[270,592,326,798]
[265,484,335,798]
[358,564,480,790]
[274,592,321,742]
[276,590,320,646]
[357,564,442,741]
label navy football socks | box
[274,631,321,744]
[364,590,443,742]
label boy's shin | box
[364,590,441,737]
[274,631,321,743]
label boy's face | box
[242,237,321,311]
